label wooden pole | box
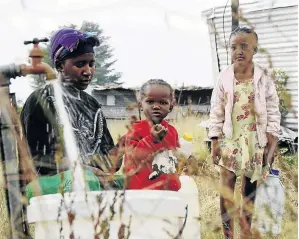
[177,83,184,106]
[196,97,202,116]
[176,83,184,121]
[231,0,239,31]
[0,87,24,238]
[231,0,239,64]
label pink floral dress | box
[219,78,266,182]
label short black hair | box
[139,79,174,99]
[229,26,259,43]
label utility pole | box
[231,0,239,31]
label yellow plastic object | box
[183,133,193,142]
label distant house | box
[92,83,213,119]
[92,83,139,119]
[174,85,212,106]
[92,83,137,107]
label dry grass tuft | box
[0,116,297,238]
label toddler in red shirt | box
[125,79,181,191]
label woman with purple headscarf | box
[21,28,121,185]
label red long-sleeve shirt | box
[124,120,181,191]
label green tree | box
[31,21,122,88]
[272,69,292,121]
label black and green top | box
[20,83,115,176]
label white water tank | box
[27,188,200,238]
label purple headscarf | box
[50,28,99,67]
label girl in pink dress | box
[209,27,281,238]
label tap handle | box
[23,40,33,45]
[37,38,49,43]
[24,38,49,45]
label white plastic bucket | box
[27,184,200,238]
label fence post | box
[231,0,239,31]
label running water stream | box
[51,79,86,192]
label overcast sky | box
[1,0,227,103]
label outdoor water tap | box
[21,37,56,80]
[0,38,56,86]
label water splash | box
[51,79,86,192]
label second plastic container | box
[178,133,193,159]
[251,169,285,235]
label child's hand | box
[263,133,277,167]
[151,124,168,141]
[211,139,221,164]
[180,155,199,176]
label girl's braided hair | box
[229,26,259,43]
[139,79,174,100]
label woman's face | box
[61,53,96,90]
[230,33,257,67]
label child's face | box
[230,33,257,67]
[140,85,173,124]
